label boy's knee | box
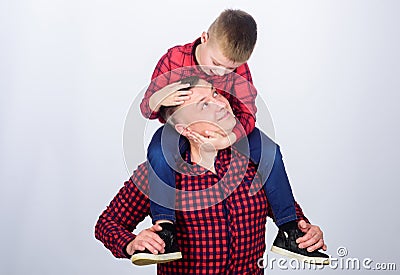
[274,144,283,161]
[147,145,165,161]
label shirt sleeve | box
[230,63,257,141]
[266,201,310,224]
[94,176,150,259]
[140,50,172,121]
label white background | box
[1,0,399,274]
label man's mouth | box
[217,109,231,121]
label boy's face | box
[197,32,245,76]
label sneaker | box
[271,228,330,265]
[131,222,182,266]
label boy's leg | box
[234,127,297,226]
[235,128,329,264]
[132,124,188,266]
[147,124,188,223]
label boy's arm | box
[95,172,150,258]
[230,63,258,141]
[140,51,172,121]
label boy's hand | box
[149,81,192,111]
[125,224,165,256]
[187,129,237,151]
[296,220,327,252]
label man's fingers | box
[143,229,165,248]
[296,228,317,244]
[140,240,161,254]
[136,237,165,254]
[149,224,163,232]
[298,232,322,249]
[306,239,325,252]
[297,220,310,233]
[142,236,165,253]
[134,244,145,251]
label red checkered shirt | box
[95,148,309,275]
[140,38,258,140]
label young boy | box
[136,9,326,265]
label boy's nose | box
[214,67,228,76]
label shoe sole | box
[131,252,182,266]
[271,246,329,265]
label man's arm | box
[94,175,150,258]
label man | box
[95,77,329,274]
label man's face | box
[172,79,236,136]
[197,32,244,76]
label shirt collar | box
[177,147,233,175]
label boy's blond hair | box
[208,9,257,63]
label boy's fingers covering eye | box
[177,90,192,96]
[177,96,190,101]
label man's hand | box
[186,129,237,151]
[125,224,166,256]
[296,220,327,252]
[149,81,192,112]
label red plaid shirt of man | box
[95,148,309,275]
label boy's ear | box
[201,31,209,44]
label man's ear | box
[201,31,209,44]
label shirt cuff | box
[118,232,136,259]
[232,124,246,142]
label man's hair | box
[208,9,257,63]
[159,76,200,124]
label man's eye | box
[213,91,218,97]
[202,102,209,109]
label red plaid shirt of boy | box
[140,38,258,140]
[95,148,309,275]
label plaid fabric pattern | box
[95,148,309,275]
[139,38,258,140]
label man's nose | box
[211,98,226,108]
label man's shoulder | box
[129,161,149,191]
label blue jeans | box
[148,124,297,226]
